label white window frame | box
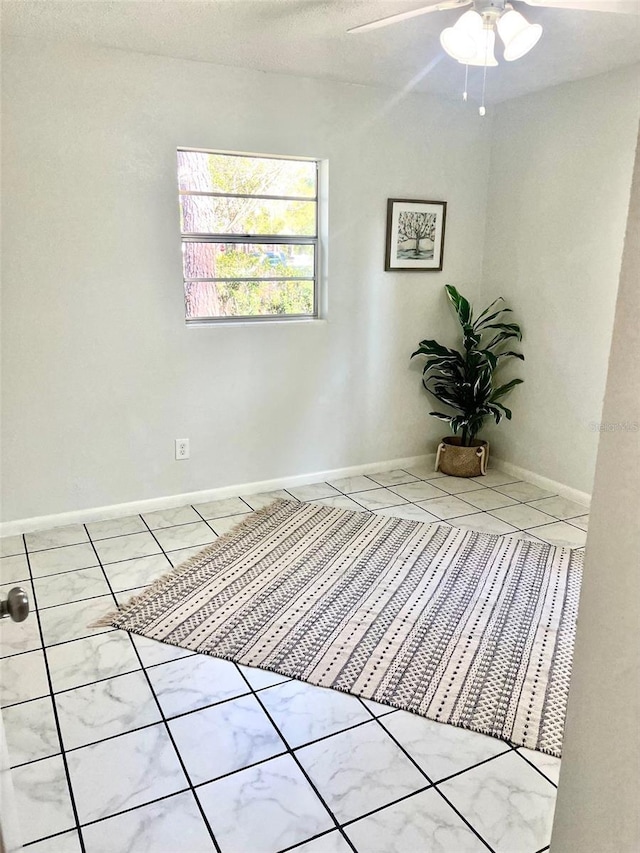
[178,148,321,324]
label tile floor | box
[0,464,588,853]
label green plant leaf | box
[496,350,525,361]
[474,296,504,325]
[490,378,524,402]
[445,285,473,325]
[475,307,513,330]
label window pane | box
[179,195,316,236]
[185,280,314,320]
[177,151,316,198]
[182,243,314,280]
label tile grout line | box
[21,534,88,853]
[232,663,360,853]
[356,697,497,853]
[84,521,224,853]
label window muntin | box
[177,149,319,322]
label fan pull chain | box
[479,23,489,116]
[463,63,469,102]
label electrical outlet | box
[175,439,190,460]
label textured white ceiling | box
[2,0,639,103]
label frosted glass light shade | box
[440,10,482,63]
[497,9,542,61]
[458,28,498,67]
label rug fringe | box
[87,498,292,630]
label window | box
[177,149,319,322]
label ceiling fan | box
[348,0,639,114]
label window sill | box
[186,317,327,329]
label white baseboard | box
[0,453,437,537]
[0,452,591,538]
[491,457,591,509]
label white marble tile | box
[29,543,98,578]
[296,720,425,823]
[389,481,447,502]
[310,495,367,512]
[167,545,215,566]
[133,634,195,667]
[0,609,42,657]
[530,521,587,549]
[12,755,75,844]
[115,585,149,604]
[193,496,252,520]
[86,515,147,540]
[381,712,509,782]
[146,653,248,716]
[0,553,30,584]
[490,504,557,530]
[103,553,171,592]
[472,470,519,488]
[368,469,419,487]
[327,475,378,494]
[456,488,519,511]
[207,514,250,537]
[242,490,296,510]
[495,481,556,502]
[0,534,25,558]
[570,514,589,531]
[518,747,561,785]
[67,723,188,823]
[345,787,487,853]
[197,753,333,853]
[81,791,215,853]
[154,522,217,552]
[526,496,589,519]
[453,513,518,536]
[26,524,89,552]
[47,631,141,693]
[287,482,341,501]
[351,489,409,511]
[170,694,286,784]
[3,696,60,765]
[93,531,162,564]
[438,749,557,853]
[403,464,447,480]
[260,680,371,748]
[142,505,202,530]
[56,670,162,750]
[428,476,486,495]
[374,504,439,524]
[416,495,479,520]
[361,698,397,717]
[34,566,110,608]
[291,831,353,853]
[26,830,82,853]
[1,649,49,707]
[238,664,290,690]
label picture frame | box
[385,198,447,272]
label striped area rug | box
[102,499,583,757]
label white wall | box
[481,66,640,494]
[550,130,639,853]
[0,38,491,523]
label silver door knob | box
[0,587,29,622]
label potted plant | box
[411,285,524,477]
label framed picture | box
[385,198,447,272]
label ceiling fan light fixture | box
[497,9,543,61]
[440,10,482,63]
[458,26,498,67]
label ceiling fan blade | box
[522,0,640,13]
[347,0,472,33]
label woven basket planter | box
[435,436,489,478]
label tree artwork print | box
[396,211,437,260]
[385,199,447,272]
